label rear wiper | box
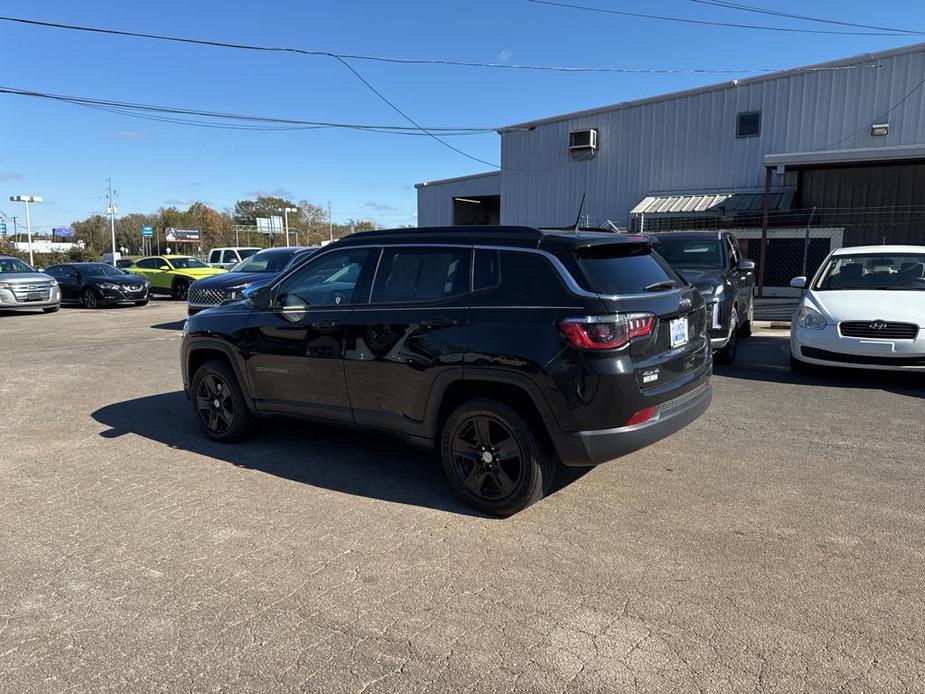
[643,280,676,292]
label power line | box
[329,55,499,168]
[689,0,925,36]
[0,14,885,74]
[527,0,924,35]
[0,85,495,135]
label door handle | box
[421,317,458,328]
[311,319,340,329]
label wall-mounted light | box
[871,123,889,137]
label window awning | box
[630,190,794,216]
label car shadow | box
[92,391,508,517]
[150,319,186,330]
[717,334,925,399]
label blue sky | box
[2,0,924,232]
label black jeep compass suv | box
[181,226,712,516]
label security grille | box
[839,321,918,340]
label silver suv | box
[0,255,61,313]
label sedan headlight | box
[700,284,724,299]
[98,283,120,290]
[797,305,827,330]
[0,282,11,290]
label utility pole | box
[106,179,118,264]
[328,201,333,242]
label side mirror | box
[736,259,756,272]
[159,265,170,271]
[245,285,273,310]
[790,276,807,289]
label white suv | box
[207,247,261,270]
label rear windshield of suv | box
[571,243,683,295]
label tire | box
[81,287,99,309]
[440,399,557,517]
[42,306,59,314]
[173,279,190,301]
[134,301,149,307]
[715,307,738,364]
[190,359,251,443]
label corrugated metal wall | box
[497,44,925,228]
[416,172,501,226]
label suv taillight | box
[558,314,655,350]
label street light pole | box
[9,195,43,267]
[283,207,298,247]
[106,179,118,264]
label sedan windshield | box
[0,258,36,273]
[232,249,298,273]
[79,263,123,277]
[652,238,724,269]
[168,257,210,269]
[815,253,925,291]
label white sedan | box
[790,245,925,372]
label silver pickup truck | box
[0,255,61,313]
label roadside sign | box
[53,226,75,237]
[0,222,6,235]
[141,225,154,238]
[255,216,284,235]
[165,227,200,243]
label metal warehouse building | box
[416,42,925,295]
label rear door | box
[725,233,754,319]
[344,245,471,435]
[244,246,376,421]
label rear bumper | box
[551,380,713,466]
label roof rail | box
[346,225,543,238]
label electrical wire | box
[0,85,496,135]
[0,14,843,75]
[527,0,924,36]
[819,73,925,150]
[689,0,925,36]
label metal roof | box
[630,191,794,216]
[414,170,500,189]
[498,42,925,133]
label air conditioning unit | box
[568,128,598,152]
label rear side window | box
[209,250,221,263]
[371,247,470,303]
[572,244,682,295]
[222,250,239,264]
[473,250,569,306]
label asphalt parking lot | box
[1,300,923,693]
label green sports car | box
[126,255,225,300]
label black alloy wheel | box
[452,415,524,501]
[191,360,250,442]
[82,287,99,309]
[441,399,555,516]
